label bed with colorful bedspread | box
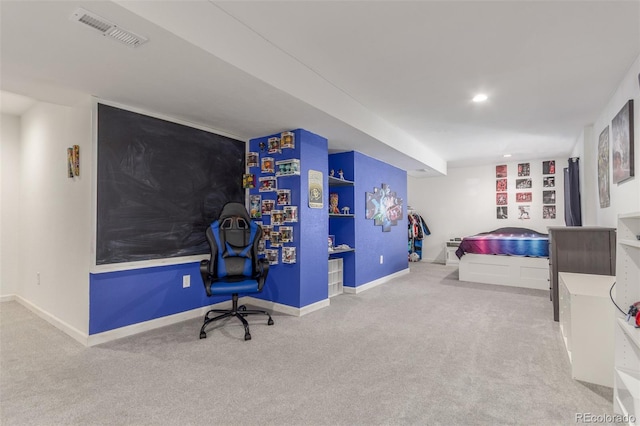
[455,227,549,259]
[455,228,550,290]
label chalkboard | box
[97,103,244,265]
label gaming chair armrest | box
[200,259,213,297]
[256,258,270,291]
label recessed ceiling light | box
[472,94,488,103]
[503,154,512,158]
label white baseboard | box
[87,300,233,346]
[0,294,16,302]
[11,295,89,347]
[243,296,330,317]
[5,293,330,346]
[343,268,410,294]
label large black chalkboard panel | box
[97,103,244,265]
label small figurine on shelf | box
[329,193,340,214]
[330,169,335,177]
[338,169,344,180]
[341,206,350,215]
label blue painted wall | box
[249,129,328,308]
[90,263,217,334]
[330,151,408,288]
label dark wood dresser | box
[548,226,616,321]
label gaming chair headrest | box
[219,202,251,222]
[217,202,255,249]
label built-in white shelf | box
[620,239,640,249]
[329,248,355,255]
[614,212,640,424]
[618,317,640,349]
[329,214,354,218]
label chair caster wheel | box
[244,333,251,341]
[268,318,274,326]
[199,332,207,339]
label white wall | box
[16,102,92,334]
[574,54,640,226]
[408,158,566,263]
[1,113,21,298]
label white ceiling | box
[2,1,639,177]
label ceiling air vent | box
[70,8,148,48]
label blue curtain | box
[564,157,582,226]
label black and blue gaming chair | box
[199,202,273,341]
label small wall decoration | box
[518,163,530,177]
[258,176,277,192]
[250,195,262,218]
[257,239,265,255]
[275,159,300,176]
[497,206,508,219]
[271,210,284,226]
[261,199,274,215]
[247,152,259,168]
[516,178,532,189]
[542,160,556,175]
[517,205,531,219]
[280,131,295,149]
[261,157,274,174]
[67,145,80,178]
[543,205,556,219]
[280,226,293,243]
[496,193,507,205]
[242,173,256,189]
[265,249,279,265]
[597,126,611,208]
[270,231,282,247]
[261,225,273,240]
[496,179,507,191]
[543,190,556,204]
[308,170,324,209]
[365,183,403,232]
[267,137,281,154]
[543,176,555,188]
[612,99,634,184]
[496,165,507,178]
[282,247,296,264]
[516,192,532,202]
[284,206,298,222]
[277,189,291,205]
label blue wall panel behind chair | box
[89,263,221,335]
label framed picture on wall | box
[542,160,556,175]
[496,165,507,178]
[516,192,532,202]
[516,178,532,189]
[497,206,508,219]
[543,205,556,219]
[496,192,507,205]
[543,190,556,204]
[496,179,507,191]
[543,176,555,188]
[597,126,611,207]
[612,99,634,184]
[517,205,530,219]
[518,163,530,177]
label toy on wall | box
[67,145,80,178]
[329,193,340,214]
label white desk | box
[559,272,615,387]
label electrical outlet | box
[182,275,190,288]
[37,272,41,285]
[380,255,384,264]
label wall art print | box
[518,163,530,177]
[365,183,403,232]
[496,179,507,192]
[497,206,508,219]
[496,192,507,205]
[543,176,555,188]
[516,192,532,203]
[543,205,556,219]
[612,99,634,184]
[542,160,556,175]
[597,126,610,208]
[496,164,507,178]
